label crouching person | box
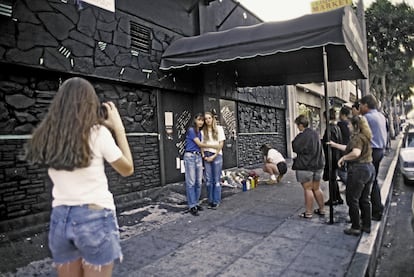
[260,143,287,184]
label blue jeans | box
[346,163,375,230]
[204,151,223,205]
[184,152,203,208]
[49,205,122,266]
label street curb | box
[345,137,402,277]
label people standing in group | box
[183,113,219,216]
[337,106,352,184]
[202,111,226,210]
[292,114,326,219]
[352,101,360,116]
[321,108,344,206]
[25,77,134,277]
[330,115,375,236]
[359,94,387,221]
[338,106,351,145]
[260,143,287,184]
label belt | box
[186,151,201,155]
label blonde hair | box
[202,111,219,141]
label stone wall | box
[0,66,160,231]
[237,104,287,168]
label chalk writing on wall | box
[175,110,191,156]
[220,101,236,140]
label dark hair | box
[340,106,351,117]
[352,101,360,110]
[325,108,336,120]
[192,113,204,135]
[260,143,272,155]
[359,94,378,110]
[25,77,102,170]
[294,114,309,127]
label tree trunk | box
[381,74,395,139]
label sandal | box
[314,209,326,216]
[299,212,313,219]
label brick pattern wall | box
[237,104,287,168]
[0,68,160,232]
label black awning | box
[160,6,367,87]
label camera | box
[99,104,108,119]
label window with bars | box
[0,0,13,17]
[130,21,151,56]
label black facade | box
[0,0,287,233]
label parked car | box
[399,128,414,184]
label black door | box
[161,91,194,183]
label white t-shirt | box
[203,125,226,155]
[48,125,122,211]
[266,149,285,165]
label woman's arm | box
[330,141,347,151]
[337,148,361,168]
[193,137,221,150]
[103,102,134,177]
[204,140,224,162]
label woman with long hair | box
[202,111,225,209]
[330,115,375,236]
[25,77,133,277]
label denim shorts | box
[295,169,323,184]
[48,205,122,266]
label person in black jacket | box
[337,106,351,184]
[322,108,344,206]
[292,115,326,219]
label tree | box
[365,0,414,134]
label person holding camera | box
[25,77,133,277]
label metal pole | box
[323,46,334,224]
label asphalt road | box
[375,168,414,276]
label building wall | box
[0,0,286,233]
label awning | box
[160,6,367,87]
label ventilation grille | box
[130,21,151,55]
[0,0,13,17]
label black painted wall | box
[0,0,286,234]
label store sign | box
[311,0,352,13]
[82,0,115,12]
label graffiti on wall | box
[175,110,191,156]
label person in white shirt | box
[202,111,225,209]
[25,77,133,277]
[260,143,287,184]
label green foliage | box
[366,0,414,102]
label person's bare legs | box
[57,259,83,277]
[312,180,325,212]
[83,262,114,277]
[302,181,314,214]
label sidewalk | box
[3,135,401,277]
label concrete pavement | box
[3,135,401,277]
[112,135,400,276]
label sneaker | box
[361,226,371,234]
[208,203,219,210]
[189,207,199,216]
[196,205,203,211]
[344,228,361,236]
